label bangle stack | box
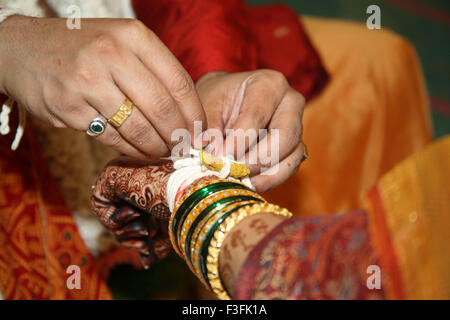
[168,177,293,300]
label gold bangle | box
[108,97,134,128]
[189,199,262,280]
[206,203,293,300]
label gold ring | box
[108,98,134,128]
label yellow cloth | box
[266,16,433,215]
[365,135,450,300]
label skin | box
[196,70,307,193]
[219,213,287,293]
[0,15,206,159]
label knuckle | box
[102,129,123,149]
[74,62,101,85]
[122,19,147,38]
[256,69,288,88]
[152,96,175,120]
[91,33,119,55]
[291,90,306,109]
[128,121,150,143]
[170,69,195,100]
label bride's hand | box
[91,157,174,268]
[0,15,206,159]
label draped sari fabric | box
[364,135,450,299]
[265,17,433,215]
[236,136,449,300]
[0,115,111,299]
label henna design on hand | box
[91,157,174,269]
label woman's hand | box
[91,157,174,268]
[196,70,306,193]
[0,15,206,159]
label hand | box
[91,157,174,269]
[196,70,306,193]
[0,15,206,159]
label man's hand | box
[196,70,306,193]
[0,16,206,159]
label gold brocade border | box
[364,136,450,300]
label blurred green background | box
[108,0,450,299]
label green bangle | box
[172,182,250,238]
[173,182,251,252]
[184,195,261,270]
[179,189,261,255]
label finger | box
[82,77,169,158]
[92,201,142,230]
[120,238,150,253]
[251,141,306,193]
[223,71,288,159]
[115,218,149,239]
[128,25,207,137]
[48,93,151,159]
[110,55,187,150]
[240,90,305,176]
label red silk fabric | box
[132,0,328,100]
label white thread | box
[11,105,26,150]
[166,149,254,213]
[0,98,26,150]
[0,98,12,135]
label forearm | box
[218,213,287,293]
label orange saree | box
[266,16,433,215]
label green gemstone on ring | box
[90,123,104,133]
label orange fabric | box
[365,188,405,299]
[364,135,450,300]
[265,17,433,215]
[0,117,111,300]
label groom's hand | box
[196,70,307,193]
